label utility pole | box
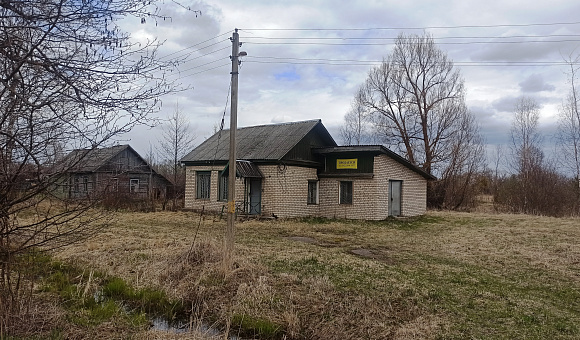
[225,29,241,268]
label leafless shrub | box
[494,165,579,217]
[491,97,580,217]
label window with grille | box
[307,180,318,205]
[339,181,353,204]
[196,171,211,199]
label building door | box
[389,180,402,217]
[248,178,262,215]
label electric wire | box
[239,21,580,31]
[159,32,231,60]
[242,34,580,41]
[242,56,578,67]
[243,38,580,46]
[170,40,231,63]
[161,23,580,85]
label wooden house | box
[181,120,435,220]
[58,145,171,200]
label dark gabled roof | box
[181,119,336,164]
[314,145,436,180]
[60,144,131,172]
[59,144,167,179]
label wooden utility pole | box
[225,29,240,268]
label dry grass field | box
[52,210,580,339]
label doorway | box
[389,180,402,217]
[247,178,262,215]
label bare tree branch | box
[0,0,193,328]
[350,32,484,208]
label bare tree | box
[355,32,484,207]
[507,97,545,213]
[339,101,371,145]
[0,0,187,331]
[557,53,580,210]
[493,97,580,216]
[510,97,543,175]
[357,33,472,175]
[157,103,196,209]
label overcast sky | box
[121,0,580,165]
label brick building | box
[181,120,434,220]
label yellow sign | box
[337,158,358,169]
[228,201,236,213]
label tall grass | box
[53,210,580,339]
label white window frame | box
[130,178,139,193]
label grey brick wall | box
[374,155,427,217]
[260,165,320,218]
[316,154,427,219]
[184,166,245,213]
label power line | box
[176,45,231,65]
[240,21,580,31]
[159,32,231,60]
[243,34,580,41]
[244,56,578,67]
[244,39,580,46]
[159,25,580,85]
[175,63,230,78]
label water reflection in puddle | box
[150,317,189,333]
[150,316,241,339]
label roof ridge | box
[222,119,321,131]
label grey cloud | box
[519,74,556,93]
[491,96,520,113]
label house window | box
[339,181,353,205]
[130,179,139,193]
[111,178,119,192]
[218,172,228,201]
[81,176,88,192]
[307,180,318,205]
[196,171,211,199]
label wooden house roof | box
[59,145,169,182]
[61,144,131,172]
[181,119,336,165]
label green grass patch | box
[101,276,185,321]
[399,253,580,339]
[34,254,184,331]
[262,215,580,339]
[38,260,149,328]
[231,313,285,339]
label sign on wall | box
[336,158,358,169]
